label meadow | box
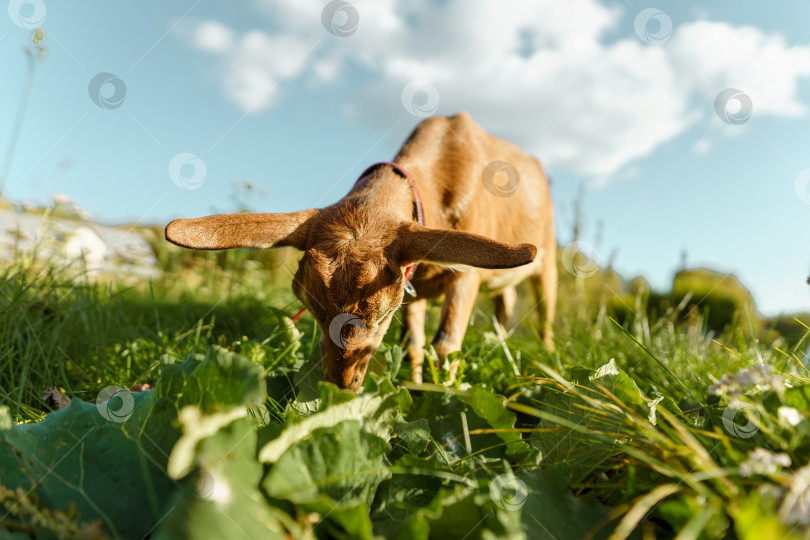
[0,225,808,540]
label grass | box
[0,246,303,420]
[1,244,810,538]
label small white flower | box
[735,370,757,387]
[710,365,785,398]
[780,464,810,525]
[759,483,785,501]
[779,407,803,427]
[709,373,736,396]
[740,448,792,477]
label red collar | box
[291,162,423,322]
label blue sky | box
[1,0,809,316]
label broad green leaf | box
[260,394,383,462]
[291,356,324,415]
[0,393,171,538]
[319,380,361,409]
[375,481,524,540]
[0,346,267,539]
[384,345,404,381]
[408,386,530,462]
[371,454,459,538]
[516,467,613,540]
[461,386,530,458]
[299,496,379,540]
[394,418,431,454]
[259,384,407,463]
[373,464,615,539]
[188,346,266,410]
[123,346,266,465]
[263,419,392,506]
[154,416,301,540]
[783,384,810,411]
[588,359,646,410]
[167,405,249,478]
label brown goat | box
[165,112,556,392]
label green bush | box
[670,268,760,338]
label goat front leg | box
[433,271,481,383]
[530,259,557,351]
[401,298,427,383]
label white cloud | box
[192,21,234,53]
[669,21,810,116]
[185,1,810,180]
[188,24,314,111]
[224,32,313,111]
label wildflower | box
[780,463,810,525]
[778,406,803,427]
[709,373,736,396]
[740,448,791,477]
[709,364,784,398]
[734,369,757,387]
[759,483,785,501]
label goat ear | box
[165,209,318,251]
[397,222,537,269]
